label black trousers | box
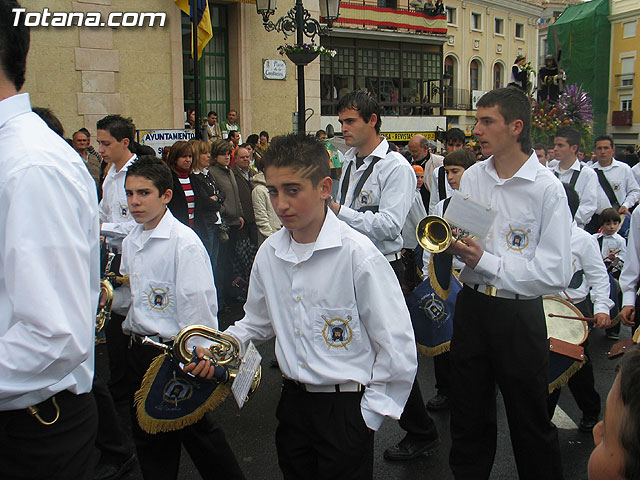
[433,351,451,397]
[0,390,98,480]
[547,299,600,419]
[106,311,129,402]
[126,342,245,480]
[449,287,563,480]
[93,373,134,465]
[275,380,374,480]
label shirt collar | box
[485,151,540,183]
[271,209,343,263]
[0,93,31,129]
[345,137,388,165]
[149,208,174,240]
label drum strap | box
[568,269,584,289]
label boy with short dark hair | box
[594,208,626,276]
[188,133,417,479]
[447,87,572,479]
[121,155,244,480]
[588,344,640,480]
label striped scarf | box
[175,166,195,228]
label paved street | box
[100,303,629,480]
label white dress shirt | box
[121,209,218,338]
[590,159,640,212]
[225,210,417,431]
[428,165,454,214]
[559,223,614,315]
[457,152,573,297]
[100,154,137,249]
[402,189,427,249]
[550,160,598,228]
[0,93,99,410]
[619,207,640,306]
[417,152,444,193]
[337,138,416,256]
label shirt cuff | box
[361,406,384,431]
[593,299,614,316]
[622,291,637,307]
[473,251,500,280]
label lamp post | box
[256,0,340,134]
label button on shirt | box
[337,138,416,256]
[100,155,137,249]
[225,210,417,431]
[590,159,640,212]
[559,223,614,315]
[121,209,218,338]
[619,207,640,306]
[458,152,573,297]
[0,94,99,409]
[550,160,598,228]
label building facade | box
[608,0,639,149]
[440,0,542,136]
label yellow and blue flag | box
[175,0,213,60]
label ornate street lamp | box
[257,0,340,133]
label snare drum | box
[543,295,588,345]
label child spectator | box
[594,208,627,278]
[120,155,244,480]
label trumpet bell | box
[416,215,453,254]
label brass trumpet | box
[416,215,454,254]
[142,325,261,400]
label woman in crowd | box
[210,140,244,309]
[190,139,225,272]
[251,156,280,246]
[166,140,197,229]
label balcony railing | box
[332,0,447,35]
[443,87,471,110]
[612,110,633,127]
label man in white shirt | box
[328,91,439,461]
[618,207,640,333]
[549,126,598,229]
[0,4,100,477]
[587,135,640,234]
[447,87,571,479]
[97,114,138,402]
[408,134,443,210]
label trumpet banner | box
[408,253,460,356]
[135,354,229,434]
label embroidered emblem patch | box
[358,190,372,206]
[420,293,447,324]
[120,204,130,218]
[321,315,353,348]
[148,287,170,311]
[506,227,529,251]
[162,374,193,405]
[613,182,621,192]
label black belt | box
[283,378,364,393]
[129,333,173,347]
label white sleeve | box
[582,236,614,315]
[620,208,640,306]
[175,242,219,331]
[355,255,417,430]
[428,168,440,214]
[0,166,97,399]
[575,170,598,228]
[338,162,415,244]
[623,167,640,209]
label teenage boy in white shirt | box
[120,155,244,480]
[187,133,417,479]
[446,87,572,480]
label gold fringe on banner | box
[418,341,450,357]
[548,359,585,394]
[427,255,451,300]
[135,354,230,434]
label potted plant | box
[277,43,336,66]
